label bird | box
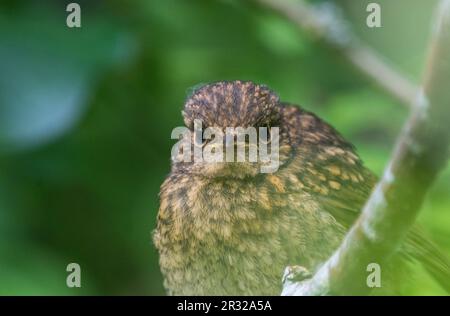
[153,80,450,295]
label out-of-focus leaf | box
[0,8,137,153]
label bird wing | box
[284,104,450,292]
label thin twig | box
[252,0,418,108]
[282,0,450,295]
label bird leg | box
[281,265,316,296]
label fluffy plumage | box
[153,80,450,295]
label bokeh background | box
[0,0,448,295]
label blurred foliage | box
[0,0,448,295]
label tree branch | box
[282,0,450,295]
[252,0,418,108]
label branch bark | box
[282,0,450,296]
[252,0,418,108]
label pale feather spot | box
[267,175,286,193]
[329,180,341,190]
[327,165,341,176]
[350,174,359,183]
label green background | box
[0,0,448,295]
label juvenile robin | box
[153,80,450,295]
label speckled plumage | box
[153,81,450,295]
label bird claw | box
[282,265,313,284]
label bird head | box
[183,80,280,129]
[173,81,292,179]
